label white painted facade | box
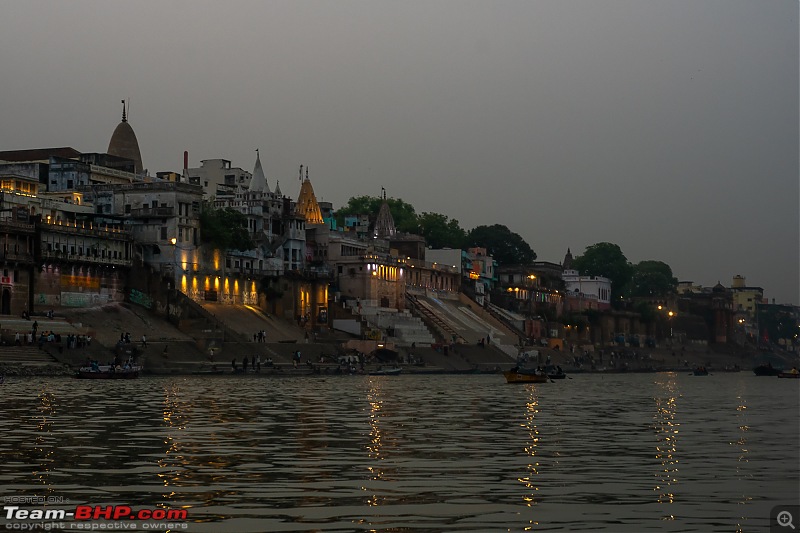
[562,269,612,307]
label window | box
[161,227,167,240]
[125,204,131,214]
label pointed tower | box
[563,248,574,270]
[249,149,270,193]
[274,180,282,197]
[107,99,144,175]
[373,187,396,238]
[295,165,323,224]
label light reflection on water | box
[0,373,797,532]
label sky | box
[1,0,797,304]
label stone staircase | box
[0,345,58,366]
[359,303,436,347]
[0,345,69,375]
[406,293,465,343]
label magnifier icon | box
[778,511,795,530]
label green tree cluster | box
[572,242,678,302]
[417,212,467,249]
[199,206,255,251]
[466,224,536,265]
[335,195,537,263]
[335,195,419,233]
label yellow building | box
[730,275,763,316]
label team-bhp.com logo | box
[3,504,189,530]
[73,506,187,521]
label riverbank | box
[1,302,796,377]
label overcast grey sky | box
[1,0,797,304]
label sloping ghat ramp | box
[414,295,519,356]
[200,303,302,342]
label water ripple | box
[0,373,797,532]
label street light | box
[668,310,676,339]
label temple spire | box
[121,99,127,122]
[249,148,269,193]
[374,189,396,239]
[295,168,323,224]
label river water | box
[0,372,797,532]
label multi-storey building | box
[729,275,764,316]
[0,170,132,313]
[81,181,203,296]
[184,158,251,199]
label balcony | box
[129,206,175,218]
[40,249,131,267]
[0,219,35,234]
[0,250,35,263]
[303,266,332,279]
[40,219,130,239]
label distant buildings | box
[185,158,251,199]
[0,103,794,353]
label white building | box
[562,269,612,310]
[184,158,251,199]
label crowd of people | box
[230,355,274,373]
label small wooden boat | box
[753,364,782,376]
[777,371,800,379]
[693,367,709,376]
[369,367,402,376]
[503,369,548,384]
[75,365,142,379]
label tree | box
[626,260,678,297]
[200,206,255,251]
[417,212,466,249]
[466,224,536,265]
[572,242,632,301]
[335,195,419,233]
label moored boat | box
[75,364,142,379]
[369,367,402,376]
[777,370,800,379]
[503,368,548,384]
[753,363,782,376]
[693,367,709,376]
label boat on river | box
[753,364,782,376]
[75,364,142,379]
[544,365,567,379]
[503,368,548,384]
[369,367,402,376]
[777,370,799,379]
[693,367,709,376]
